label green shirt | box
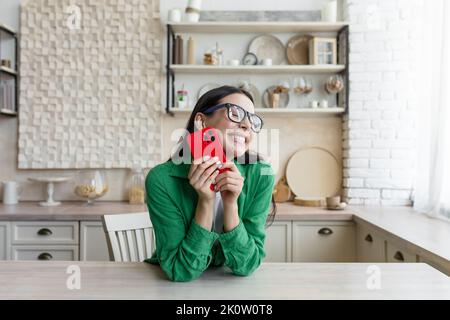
[144,158,275,282]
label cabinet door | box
[292,221,356,262]
[80,221,110,261]
[264,221,292,262]
[386,241,417,262]
[356,223,386,262]
[0,222,10,260]
[11,221,78,245]
[11,245,79,261]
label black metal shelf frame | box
[0,24,19,117]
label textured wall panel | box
[18,0,162,168]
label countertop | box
[1,201,450,266]
[0,261,448,299]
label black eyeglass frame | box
[202,103,264,133]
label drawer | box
[386,242,417,262]
[11,245,79,261]
[356,223,386,262]
[292,221,356,262]
[11,221,79,245]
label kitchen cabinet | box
[356,223,386,262]
[9,221,79,261]
[264,221,292,262]
[80,221,110,261]
[386,241,417,263]
[292,221,356,262]
[11,245,78,261]
[0,222,10,260]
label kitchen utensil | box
[197,83,221,100]
[286,147,341,200]
[2,181,22,205]
[248,34,286,65]
[73,170,108,205]
[286,35,311,65]
[235,80,261,108]
[293,196,324,207]
[28,176,71,207]
[273,176,291,203]
[262,85,289,108]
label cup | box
[261,58,272,66]
[2,181,22,205]
[228,59,240,66]
[168,8,182,22]
[269,92,280,108]
[310,100,318,108]
[320,100,328,108]
[326,196,340,208]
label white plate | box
[197,83,221,101]
[235,82,262,109]
[248,34,286,65]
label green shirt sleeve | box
[218,163,275,276]
[146,168,219,282]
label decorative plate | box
[248,34,286,65]
[286,35,312,65]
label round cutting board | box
[286,147,341,198]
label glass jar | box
[128,167,146,204]
[176,90,189,109]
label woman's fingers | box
[197,163,220,187]
[218,161,239,173]
[215,176,242,190]
[215,170,243,186]
[218,183,241,193]
[189,156,220,183]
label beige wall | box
[1,114,342,202]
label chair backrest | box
[101,212,154,262]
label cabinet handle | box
[318,227,333,235]
[393,251,404,261]
[37,228,53,236]
[364,234,373,242]
[38,252,53,260]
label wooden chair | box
[101,212,155,262]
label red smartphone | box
[186,127,231,191]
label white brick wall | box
[342,0,423,206]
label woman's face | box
[196,93,255,159]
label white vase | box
[322,0,337,22]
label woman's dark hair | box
[171,85,276,227]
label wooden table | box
[0,262,449,299]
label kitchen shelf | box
[165,22,349,116]
[0,21,18,118]
[0,108,18,116]
[0,66,17,76]
[169,107,345,116]
[0,23,17,37]
[170,21,349,33]
[170,64,346,74]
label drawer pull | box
[37,228,53,236]
[38,252,53,260]
[364,234,373,242]
[394,251,404,261]
[318,227,333,235]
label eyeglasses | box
[202,103,264,133]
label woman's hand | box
[188,155,221,201]
[215,162,244,206]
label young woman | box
[145,85,276,282]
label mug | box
[326,196,340,208]
[320,100,328,108]
[168,8,182,22]
[2,181,22,205]
[261,58,272,66]
[310,100,318,108]
[228,59,240,66]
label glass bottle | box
[128,166,146,204]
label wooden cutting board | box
[286,147,341,199]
